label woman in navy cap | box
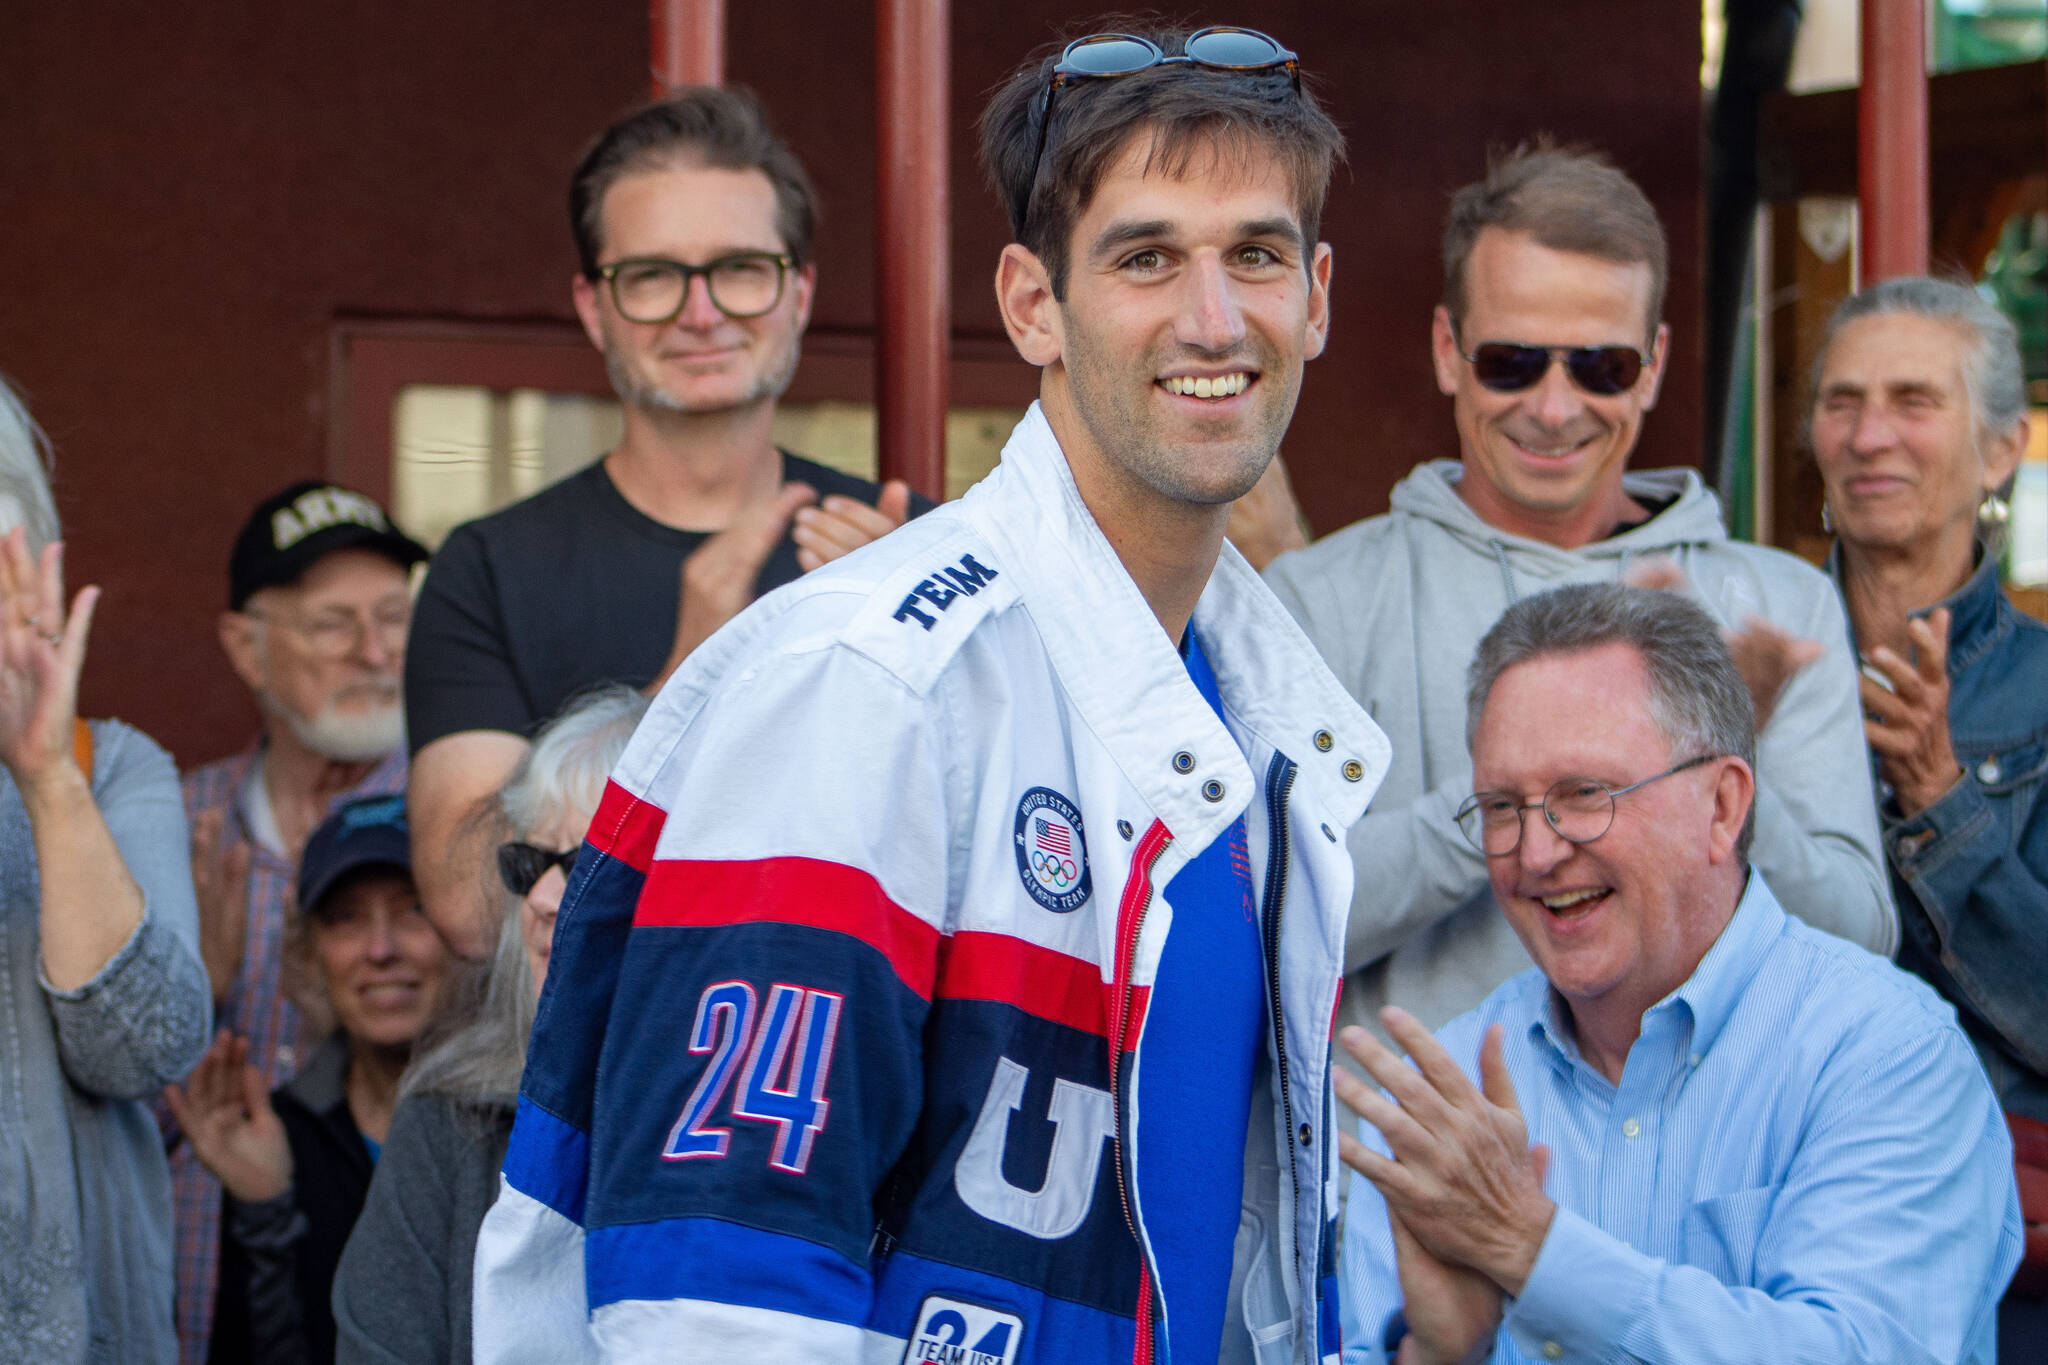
[166,793,450,1363]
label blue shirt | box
[1341,874,2023,1365]
[1138,628,1263,1365]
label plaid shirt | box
[168,744,407,1365]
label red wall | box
[0,3,1700,766]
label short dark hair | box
[979,22,1345,298]
[1466,583,1756,861]
[1441,141,1667,343]
[569,86,818,278]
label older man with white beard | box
[166,480,425,1365]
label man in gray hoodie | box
[1265,144,1892,1061]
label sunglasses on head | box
[1018,27,1302,225]
[497,841,578,897]
[1460,341,1651,397]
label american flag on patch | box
[1034,815,1072,856]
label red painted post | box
[651,0,724,94]
[1857,0,1929,283]
[875,0,950,501]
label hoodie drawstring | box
[1489,540,1518,605]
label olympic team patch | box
[1013,786,1091,913]
[902,1294,1024,1365]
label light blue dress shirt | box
[1341,873,2022,1364]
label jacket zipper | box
[1259,752,1302,1278]
[1109,819,1171,1364]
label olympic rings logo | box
[1031,850,1079,887]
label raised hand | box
[190,807,253,1004]
[1335,1010,1554,1297]
[1724,614,1824,733]
[649,481,820,691]
[1861,607,1961,816]
[163,1031,293,1203]
[1384,1205,1508,1365]
[0,529,99,793]
[1622,558,1821,730]
[792,479,914,572]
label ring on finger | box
[43,631,61,646]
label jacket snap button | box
[1298,1122,1312,1146]
[1172,751,1196,774]
[1201,779,1225,803]
[1977,757,2002,784]
[1341,759,1364,782]
[1117,819,1133,840]
[1313,729,1334,752]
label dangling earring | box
[1821,500,1833,534]
[1978,489,2011,534]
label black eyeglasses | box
[593,252,795,323]
[1460,341,1653,397]
[1019,27,1302,225]
[1455,755,1717,857]
[497,841,579,897]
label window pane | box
[396,383,1022,551]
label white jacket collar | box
[961,403,1386,845]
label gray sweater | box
[1265,462,1893,1050]
[331,1093,513,1365]
[0,720,210,1364]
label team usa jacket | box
[472,404,1391,1365]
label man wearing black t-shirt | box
[405,89,923,953]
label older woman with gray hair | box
[1809,276,2047,1344]
[1809,278,2045,1110]
[331,684,647,1364]
[0,374,211,1362]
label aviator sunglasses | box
[1019,27,1301,223]
[1460,340,1653,397]
[497,841,579,897]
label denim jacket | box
[1836,546,2048,1121]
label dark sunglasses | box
[1019,27,1301,224]
[1461,341,1652,397]
[497,841,578,897]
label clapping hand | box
[793,479,914,572]
[1335,1010,1554,1305]
[1624,558,1821,730]
[0,528,98,793]
[190,808,253,1004]
[163,1031,293,1203]
[1861,608,1962,816]
[648,481,820,691]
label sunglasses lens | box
[497,844,546,896]
[1062,35,1160,76]
[1566,347,1643,395]
[1468,344,1551,392]
[1184,28,1285,67]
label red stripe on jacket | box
[585,780,666,872]
[939,930,1148,1041]
[634,855,940,997]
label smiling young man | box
[405,90,925,957]
[1262,144,1891,1070]
[473,24,1387,1365]
[1334,583,2018,1365]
